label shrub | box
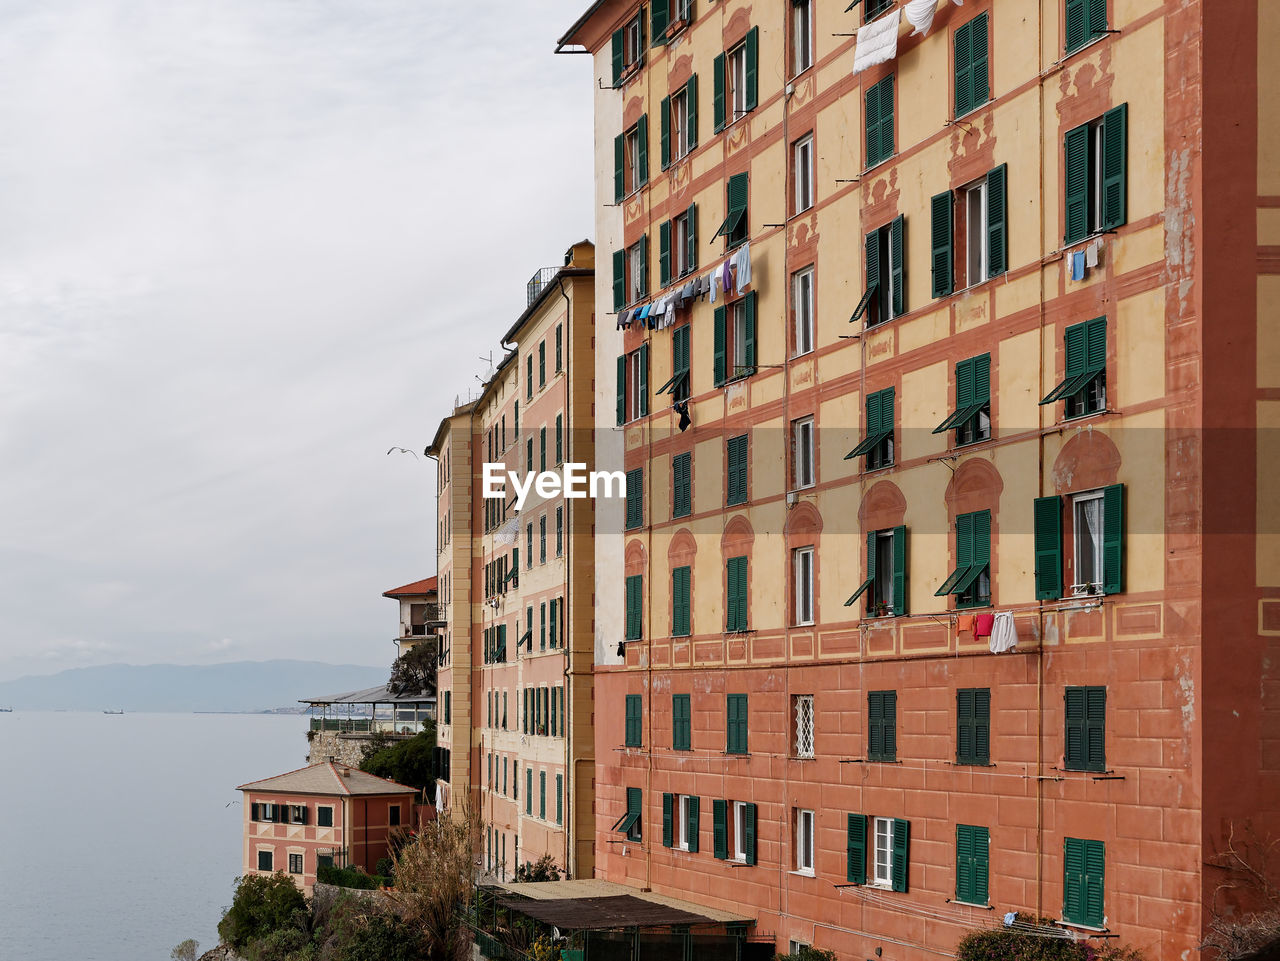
[514,854,563,883]
[774,949,837,961]
[955,916,1148,961]
[171,939,199,961]
[316,863,387,890]
[375,858,395,882]
[218,872,309,951]
[328,914,426,961]
[359,729,434,796]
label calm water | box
[0,711,307,961]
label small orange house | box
[237,761,417,892]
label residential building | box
[558,1,1279,959]
[237,761,416,893]
[384,575,443,657]
[429,241,598,881]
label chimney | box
[341,766,351,778]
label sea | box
[0,711,306,961]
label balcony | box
[526,266,560,307]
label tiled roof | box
[237,761,417,797]
[382,576,437,598]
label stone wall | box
[305,731,370,767]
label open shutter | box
[713,52,726,131]
[651,0,668,46]
[744,27,759,110]
[660,96,671,170]
[865,228,882,302]
[1065,0,1088,51]
[663,793,674,847]
[891,819,910,892]
[743,291,757,373]
[970,15,989,109]
[611,29,624,86]
[613,250,626,311]
[1102,484,1124,593]
[1034,496,1063,599]
[614,133,625,204]
[638,235,649,298]
[931,191,954,298]
[892,526,907,616]
[686,203,698,272]
[890,215,905,316]
[251,803,259,821]
[616,355,626,426]
[954,19,973,118]
[713,305,727,386]
[686,75,698,148]
[687,796,700,852]
[744,803,757,865]
[713,799,728,859]
[637,114,649,187]
[1102,104,1127,230]
[659,220,672,288]
[987,164,1007,276]
[878,75,895,164]
[1064,124,1090,243]
[847,813,867,883]
[864,80,881,166]
[864,531,877,614]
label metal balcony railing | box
[526,267,560,307]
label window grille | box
[794,694,815,757]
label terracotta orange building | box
[237,762,416,893]
[558,0,1280,958]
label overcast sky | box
[0,0,595,680]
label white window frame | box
[1091,121,1105,235]
[794,134,814,213]
[789,942,811,956]
[288,852,303,875]
[731,301,748,376]
[793,547,814,626]
[795,808,816,875]
[625,125,642,196]
[671,87,690,162]
[793,417,815,490]
[965,177,989,287]
[675,0,694,24]
[624,13,644,69]
[678,794,693,851]
[674,207,692,277]
[733,801,749,862]
[730,42,749,120]
[792,0,813,75]
[793,693,815,757]
[873,816,894,887]
[793,266,815,357]
[627,350,644,422]
[871,529,894,612]
[627,241,645,304]
[1072,490,1105,595]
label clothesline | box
[615,242,751,331]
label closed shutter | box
[1102,104,1127,230]
[687,796,700,853]
[673,566,691,636]
[889,215,905,316]
[663,793,674,847]
[892,525,908,616]
[713,799,728,859]
[614,133,625,204]
[686,75,698,148]
[625,694,641,747]
[1086,686,1107,771]
[743,291,757,373]
[869,690,884,759]
[744,803,757,865]
[931,191,954,298]
[956,825,990,904]
[1034,496,1063,599]
[713,305,727,386]
[1064,124,1090,243]
[556,774,563,824]
[660,96,671,169]
[660,220,671,287]
[540,771,546,819]
[527,769,533,814]
[626,574,643,640]
[891,818,910,892]
[636,115,649,188]
[847,813,867,884]
[744,27,759,110]
[713,52,726,131]
[611,29,624,86]
[651,1,668,46]
[555,414,563,463]
[251,803,259,821]
[883,690,897,758]
[727,434,747,505]
[1065,0,1088,51]
[673,455,691,520]
[1064,687,1087,769]
[613,251,626,312]
[638,343,650,417]
[1064,837,1085,922]
[1083,839,1106,926]
[727,558,748,633]
[1103,484,1124,594]
[987,164,1008,276]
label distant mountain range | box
[0,660,390,713]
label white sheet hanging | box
[853,10,901,74]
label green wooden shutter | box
[660,220,671,287]
[1064,837,1104,926]
[1086,686,1107,771]
[673,565,691,636]
[970,15,989,110]
[1064,322,1088,379]
[743,291,757,373]
[556,774,563,824]
[954,18,973,118]
[744,27,759,110]
[1064,123,1090,243]
[931,191,954,297]
[1065,0,1088,51]
[956,824,974,902]
[625,694,642,746]
[864,530,877,614]
[660,96,671,170]
[637,115,649,187]
[651,0,668,46]
[956,357,975,409]
[685,202,698,272]
[891,818,910,892]
[864,79,881,166]
[866,390,883,445]
[892,525,907,616]
[638,344,649,416]
[611,28,624,86]
[613,251,626,312]
[1089,0,1108,35]
[614,133,625,204]
[744,802,757,864]
[1034,495,1064,599]
[686,75,698,148]
[884,690,897,758]
[879,75,895,164]
[1102,104,1127,229]
[957,688,975,762]
[1103,484,1124,593]
[526,769,533,813]
[847,813,867,884]
[713,52,726,131]
[555,414,563,463]
[987,163,1007,276]
[663,793,674,847]
[975,689,990,763]
[639,234,649,297]
[890,215,905,316]
[713,800,728,859]
[1064,687,1087,769]
[1084,839,1105,926]
[540,771,546,819]
[865,227,882,298]
[687,796,700,852]
[713,305,727,386]
[1087,316,1107,371]
[549,602,557,650]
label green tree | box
[359,725,435,797]
[217,872,309,951]
[387,645,437,698]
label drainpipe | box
[1034,0,1048,921]
[558,274,574,878]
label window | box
[732,801,757,863]
[866,0,894,18]
[793,134,814,213]
[713,293,757,386]
[617,344,650,425]
[317,853,334,871]
[287,852,303,874]
[936,510,991,608]
[526,526,533,568]
[624,695,642,747]
[868,690,897,761]
[793,548,814,626]
[726,556,748,632]
[672,453,692,519]
[317,806,333,828]
[672,565,691,637]
[1064,104,1127,244]
[793,693,814,757]
[613,117,649,204]
[1063,838,1105,927]
[933,167,1007,297]
[792,267,814,357]
[954,14,989,118]
[555,324,562,372]
[625,468,644,529]
[1040,317,1106,418]
[625,574,643,640]
[539,515,547,564]
[673,693,691,750]
[1073,492,1105,594]
[556,774,563,825]
[848,387,895,469]
[661,79,698,168]
[872,816,910,891]
[257,850,273,871]
[865,74,895,167]
[1035,485,1123,598]
[627,237,650,305]
[1065,0,1108,53]
[610,11,646,86]
[1064,686,1107,772]
[713,29,758,131]
[713,172,749,249]
[538,342,546,387]
[956,688,991,765]
[555,506,563,556]
[856,218,905,326]
[847,526,906,617]
[660,204,699,287]
[726,693,748,753]
[613,786,643,841]
[667,324,690,403]
[679,795,700,851]
[795,809,815,874]
[955,825,990,905]
[726,434,749,505]
[792,417,815,490]
[555,414,563,464]
[651,0,693,46]
[289,804,306,824]
[792,0,813,75]
[934,354,992,445]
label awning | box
[488,879,753,930]
[935,564,986,597]
[934,401,985,434]
[712,207,745,241]
[846,429,891,459]
[845,577,873,606]
[849,283,877,324]
[1040,367,1102,405]
[299,685,435,707]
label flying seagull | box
[387,447,418,459]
